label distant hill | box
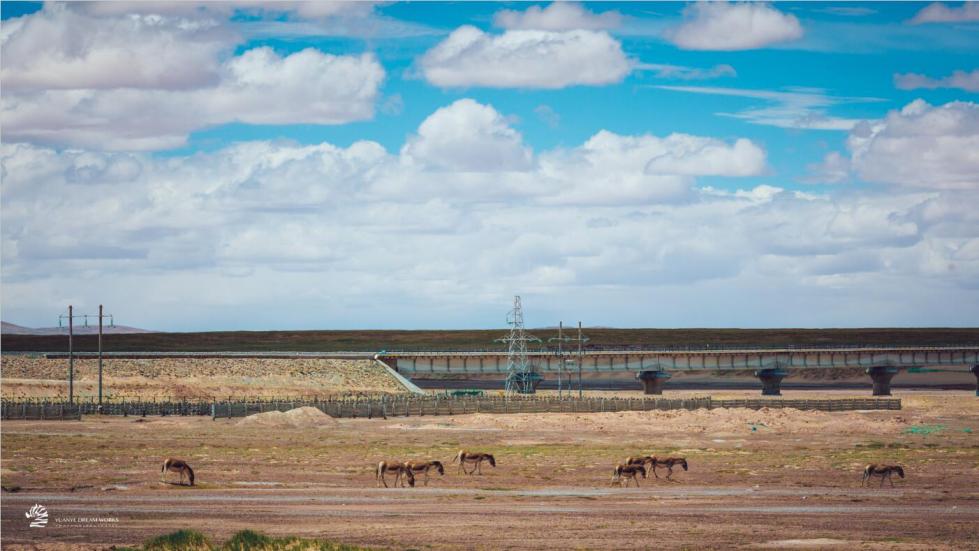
[1,321,157,336]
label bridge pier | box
[637,370,671,395]
[866,366,899,396]
[971,365,979,397]
[754,368,788,396]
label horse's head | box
[487,455,496,468]
[405,469,416,487]
[895,466,905,479]
[433,461,445,475]
[638,466,647,478]
[681,459,688,471]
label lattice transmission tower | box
[495,296,542,395]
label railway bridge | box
[379,345,979,396]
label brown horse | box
[652,457,688,480]
[452,450,496,475]
[406,460,445,486]
[625,455,657,469]
[161,458,195,486]
[611,464,646,487]
[863,464,904,487]
[376,461,416,488]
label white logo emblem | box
[26,504,48,528]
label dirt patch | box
[237,407,338,429]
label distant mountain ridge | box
[1,321,158,335]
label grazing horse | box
[376,461,416,488]
[611,464,646,487]
[625,455,657,469]
[161,458,195,486]
[652,457,688,480]
[452,450,496,475]
[863,464,904,487]
[406,460,445,486]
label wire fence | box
[1,395,900,420]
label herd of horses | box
[160,453,905,489]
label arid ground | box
[0,356,403,400]
[2,390,977,550]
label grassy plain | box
[2,390,977,550]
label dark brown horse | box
[652,457,688,480]
[406,460,445,486]
[161,458,195,486]
[863,464,904,487]
[611,464,646,487]
[376,461,416,488]
[452,450,496,475]
[625,455,657,469]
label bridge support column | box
[754,368,788,396]
[867,366,899,396]
[971,365,979,397]
[637,371,671,395]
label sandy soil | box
[2,390,978,550]
[0,356,404,400]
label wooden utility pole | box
[98,304,103,405]
[577,321,583,399]
[68,305,74,404]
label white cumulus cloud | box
[0,3,234,91]
[400,99,534,172]
[848,99,979,190]
[419,26,631,89]
[2,47,385,151]
[667,1,804,51]
[909,2,979,24]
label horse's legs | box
[887,472,894,487]
[381,471,389,488]
[651,464,659,479]
[666,465,674,480]
[476,460,483,475]
[880,474,885,488]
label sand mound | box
[237,406,337,429]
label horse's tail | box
[185,465,195,486]
[162,459,168,473]
[376,462,384,480]
[452,451,462,464]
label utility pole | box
[577,322,583,398]
[98,304,103,405]
[59,305,114,405]
[548,321,574,398]
[68,305,74,403]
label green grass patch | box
[136,530,373,551]
[904,424,946,435]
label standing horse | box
[452,450,496,475]
[406,460,445,486]
[161,458,195,486]
[652,457,688,480]
[376,461,416,488]
[611,464,646,487]
[862,464,904,487]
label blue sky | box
[1,2,978,331]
